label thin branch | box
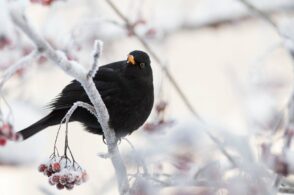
[0,49,39,89]
[59,101,97,160]
[181,3,294,31]
[88,40,103,79]
[52,102,95,156]
[9,9,129,195]
[236,0,279,31]
[61,101,97,123]
[236,0,292,46]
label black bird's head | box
[125,50,152,81]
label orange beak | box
[127,55,136,65]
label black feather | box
[18,50,154,140]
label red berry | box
[44,169,53,177]
[38,164,47,172]
[66,173,75,183]
[65,183,74,190]
[51,175,60,183]
[74,175,82,185]
[56,183,65,190]
[59,175,68,185]
[0,138,7,146]
[52,162,61,172]
[48,178,55,185]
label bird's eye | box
[140,63,145,69]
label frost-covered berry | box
[52,162,61,172]
[39,156,88,190]
[67,173,75,183]
[38,164,47,172]
[74,175,82,185]
[50,175,60,184]
[59,175,68,185]
[56,183,65,190]
[48,178,55,185]
[44,169,53,177]
[65,183,74,190]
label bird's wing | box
[49,68,123,110]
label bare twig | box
[9,9,129,195]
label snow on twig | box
[61,101,97,124]
[0,49,39,89]
[88,40,103,79]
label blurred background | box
[1,0,294,194]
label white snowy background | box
[1,0,294,194]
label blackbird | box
[18,50,154,140]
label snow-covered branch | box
[0,49,39,89]
[61,101,97,124]
[88,40,103,79]
[9,8,129,195]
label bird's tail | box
[18,110,66,141]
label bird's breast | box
[107,83,154,137]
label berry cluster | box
[38,156,88,190]
[0,123,20,146]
